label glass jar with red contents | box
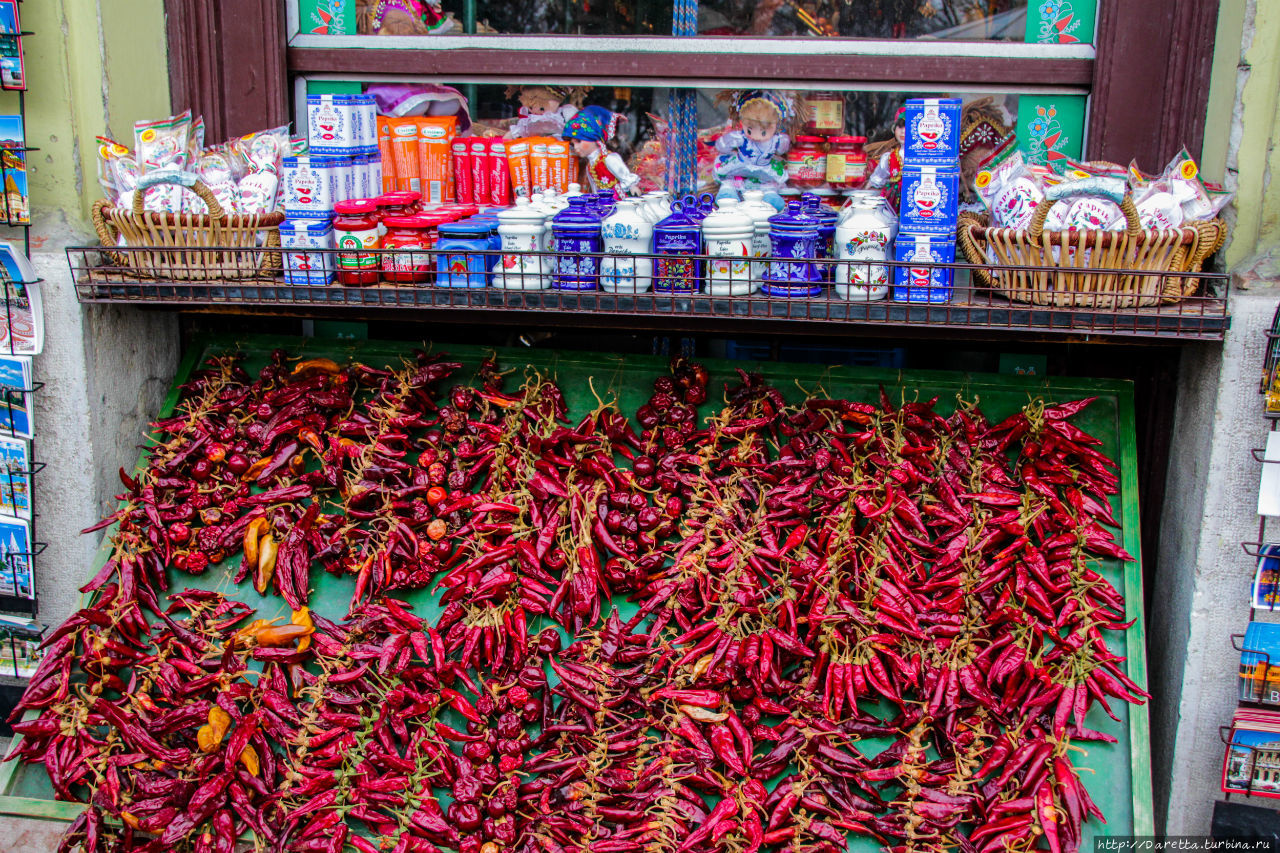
[785,136,827,190]
[381,215,433,284]
[333,199,381,286]
[801,92,844,136]
[375,191,423,235]
[826,136,869,190]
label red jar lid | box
[414,212,457,226]
[383,215,430,228]
[850,136,867,143]
[794,136,826,144]
[376,191,422,207]
[334,199,377,215]
[828,136,857,144]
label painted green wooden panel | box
[0,334,1152,841]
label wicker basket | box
[91,171,284,281]
[957,187,1224,309]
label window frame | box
[164,0,1218,177]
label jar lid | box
[376,191,422,207]
[438,221,492,236]
[769,200,820,229]
[794,136,826,144]
[383,215,431,228]
[850,136,867,144]
[415,212,457,226]
[333,200,377,215]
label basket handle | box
[1027,179,1140,241]
[131,170,225,219]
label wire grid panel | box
[67,246,1231,342]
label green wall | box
[10,0,170,230]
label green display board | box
[1018,95,1088,168]
[0,335,1153,844]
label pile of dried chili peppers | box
[9,348,1147,853]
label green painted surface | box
[1017,95,1086,168]
[1228,1,1280,267]
[306,80,364,97]
[0,335,1152,843]
[1023,0,1096,46]
[1201,0,1247,185]
[14,0,169,229]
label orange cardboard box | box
[529,137,552,194]
[506,139,532,199]
[547,139,570,194]
[417,117,457,203]
[388,118,421,193]
[377,116,397,193]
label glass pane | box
[297,0,1096,42]
[301,79,1085,203]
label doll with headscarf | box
[714,89,800,210]
[562,106,641,198]
[504,86,589,139]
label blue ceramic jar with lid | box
[802,193,839,282]
[436,220,492,288]
[653,200,704,293]
[762,201,822,297]
[594,191,617,219]
[551,196,604,290]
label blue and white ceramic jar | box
[551,196,604,291]
[802,193,839,282]
[599,199,654,293]
[762,201,822,297]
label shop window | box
[165,1,1215,176]
[296,0,1094,43]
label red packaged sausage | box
[488,138,510,206]
[470,138,490,207]
[452,138,473,205]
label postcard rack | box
[1220,317,1280,804]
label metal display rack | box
[67,245,1231,342]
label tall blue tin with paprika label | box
[762,200,822,297]
[551,196,604,290]
[902,97,963,166]
[652,200,704,293]
[892,232,955,303]
[898,166,960,235]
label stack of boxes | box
[893,98,961,303]
[280,93,383,286]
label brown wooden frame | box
[165,0,1220,177]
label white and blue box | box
[898,165,960,235]
[280,219,336,286]
[892,232,956,303]
[903,97,963,166]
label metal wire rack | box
[68,246,1231,341]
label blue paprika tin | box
[467,214,503,271]
[762,201,822,297]
[551,196,604,291]
[902,97,963,166]
[652,200,704,293]
[435,221,492,288]
[892,232,956,303]
[898,166,960,236]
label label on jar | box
[786,153,824,182]
[826,155,868,185]
[806,99,843,132]
[336,227,380,269]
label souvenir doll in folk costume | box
[866,108,906,212]
[562,105,641,198]
[713,89,803,211]
[504,86,590,139]
[957,96,1013,205]
[358,0,453,34]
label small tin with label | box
[898,165,960,235]
[902,98,962,166]
[892,232,955,303]
[280,219,335,286]
[307,94,360,156]
[282,155,339,219]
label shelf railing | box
[68,245,1231,342]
